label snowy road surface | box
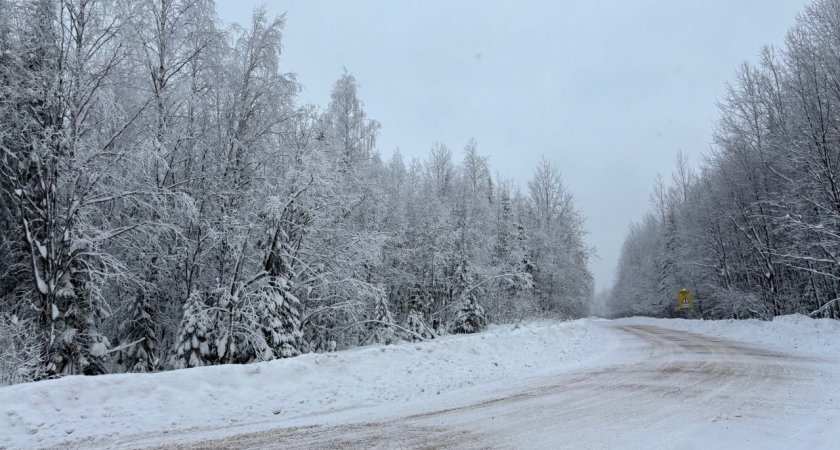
[143,321,839,450]
[3,319,838,449]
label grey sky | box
[217,0,807,290]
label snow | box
[88,343,108,358]
[33,273,48,296]
[0,319,612,449]
[620,314,840,357]
[2,315,838,449]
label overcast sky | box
[217,0,807,290]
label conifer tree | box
[451,261,487,334]
[452,292,487,334]
[172,294,215,369]
[122,293,158,373]
[404,286,433,341]
[364,291,397,345]
[259,278,304,359]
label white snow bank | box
[0,319,611,449]
[623,314,840,357]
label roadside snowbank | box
[623,314,840,357]
[0,319,610,449]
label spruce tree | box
[452,292,487,334]
[403,286,433,341]
[259,277,304,359]
[122,293,158,372]
[365,292,397,345]
[172,294,215,369]
[451,261,487,334]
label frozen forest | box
[609,0,840,321]
[0,0,594,384]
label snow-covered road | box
[147,321,840,449]
[3,318,839,449]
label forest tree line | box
[609,0,840,321]
[0,0,593,384]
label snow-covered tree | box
[610,1,840,320]
[451,261,487,334]
[172,293,214,369]
[257,280,304,359]
[0,0,598,380]
[363,289,397,345]
[121,293,158,373]
[0,314,41,385]
[452,292,487,334]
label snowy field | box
[1,316,838,449]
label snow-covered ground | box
[622,314,840,357]
[2,315,838,449]
[0,319,615,449]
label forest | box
[609,0,840,321]
[0,0,594,384]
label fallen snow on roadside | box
[0,319,611,449]
[622,314,840,357]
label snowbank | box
[0,319,611,449]
[623,314,840,357]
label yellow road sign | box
[678,289,693,309]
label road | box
[144,322,840,450]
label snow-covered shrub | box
[0,314,41,385]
